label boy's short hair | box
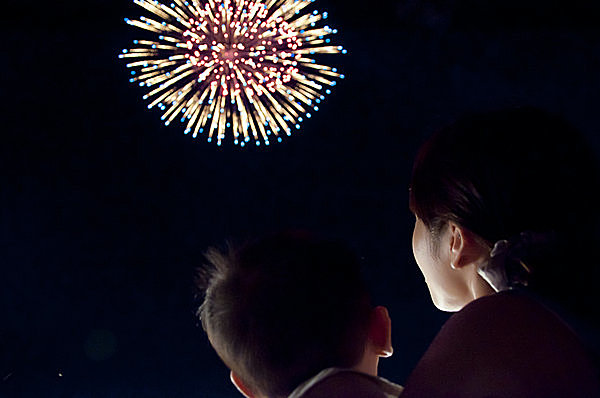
[197,231,372,397]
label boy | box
[197,231,403,398]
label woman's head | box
[409,107,600,311]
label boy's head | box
[197,231,392,398]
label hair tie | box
[477,231,556,292]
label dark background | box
[3,0,600,396]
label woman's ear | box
[448,223,488,269]
[368,306,393,358]
[230,371,255,398]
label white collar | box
[287,368,403,398]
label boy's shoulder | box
[288,368,403,398]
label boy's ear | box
[230,371,255,398]
[449,223,487,269]
[368,306,393,358]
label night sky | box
[3,0,600,396]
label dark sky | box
[3,0,600,396]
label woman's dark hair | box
[409,107,600,315]
[196,231,371,398]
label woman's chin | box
[431,294,464,313]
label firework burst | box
[119,0,346,147]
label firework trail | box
[119,0,346,147]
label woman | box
[403,107,600,397]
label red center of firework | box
[220,48,237,60]
[181,4,302,95]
